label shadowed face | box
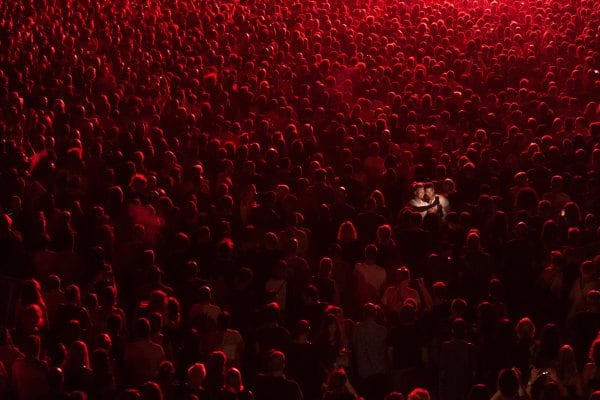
[415,187,425,200]
[425,187,435,200]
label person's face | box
[425,187,435,199]
[416,188,425,200]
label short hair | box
[412,182,424,193]
[365,244,378,259]
[140,382,163,400]
[266,350,285,373]
[497,368,520,397]
[408,388,430,400]
[329,369,348,388]
[423,182,435,190]
[516,317,536,339]
[187,362,206,384]
[395,267,411,282]
[362,302,378,320]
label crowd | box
[1,0,600,398]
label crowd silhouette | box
[1,0,600,399]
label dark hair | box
[497,369,519,397]
[135,318,151,339]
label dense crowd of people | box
[1,0,600,398]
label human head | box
[266,350,286,374]
[224,368,244,392]
[424,182,435,199]
[497,368,520,398]
[187,363,206,388]
[408,388,430,400]
[413,182,425,200]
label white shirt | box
[427,194,450,217]
[409,197,430,218]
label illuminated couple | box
[408,182,450,218]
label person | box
[407,388,431,400]
[90,348,116,400]
[354,245,387,306]
[123,318,165,386]
[322,368,360,400]
[184,363,209,400]
[286,320,320,399]
[189,286,222,324]
[382,267,431,315]
[408,183,440,219]
[11,335,49,400]
[490,368,525,400]
[63,340,92,392]
[555,344,582,398]
[439,318,477,400]
[353,303,388,400]
[253,350,302,400]
[2,0,600,398]
[423,182,450,218]
[217,367,254,400]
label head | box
[328,368,348,391]
[557,345,576,373]
[224,368,244,392]
[497,368,520,398]
[187,363,206,388]
[140,381,163,400]
[364,244,378,262]
[266,350,286,375]
[395,267,411,285]
[424,182,435,200]
[337,221,357,242]
[413,182,425,200]
[66,340,90,369]
[516,317,536,341]
[408,388,431,400]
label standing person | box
[555,345,582,398]
[439,318,477,400]
[353,303,388,400]
[424,182,450,218]
[490,368,526,400]
[322,368,360,400]
[408,183,440,219]
[382,267,431,315]
[10,335,49,400]
[253,350,303,400]
[354,245,387,308]
[122,318,165,386]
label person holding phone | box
[424,182,450,218]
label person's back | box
[124,318,165,386]
[353,303,388,399]
[254,373,303,400]
[253,351,302,400]
[11,335,49,400]
[353,310,387,379]
[439,319,476,400]
[354,245,387,305]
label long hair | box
[337,221,357,242]
[557,344,578,382]
[64,340,90,371]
